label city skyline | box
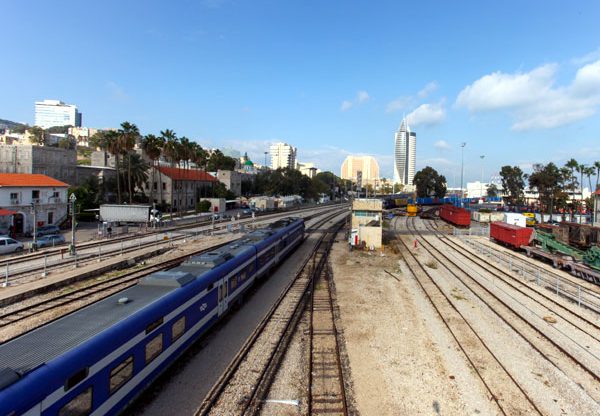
[2,1,600,184]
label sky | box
[2,0,600,186]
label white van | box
[0,237,24,255]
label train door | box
[217,277,229,316]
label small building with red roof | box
[0,173,69,235]
[147,167,217,211]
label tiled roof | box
[157,167,217,182]
[0,173,69,187]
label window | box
[145,334,163,364]
[172,316,186,341]
[64,368,88,391]
[32,190,40,199]
[230,277,237,290]
[153,182,157,191]
[239,270,247,281]
[59,387,92,416]
[162,182,166,190]
[9,192,17,200]
[109,356,133,394]
[146,317,164,334]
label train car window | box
[172,316,186,341]
[240,270,247,281]
[218,285,222,301]
[109,356,134,394]
[230,277,237,290]
[58,386,92,416]
[248,263,255,274]
[64,368,89,391]
[145,333,163,364]
[146,317,164,334]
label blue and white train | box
[0,217,305,416]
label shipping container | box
[99,204,150,223]
[490,221,533,249]
[503,213,527,228]
[439,204,471,227]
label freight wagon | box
[490,221,533,250]
[439,204,471,227]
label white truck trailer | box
[99,204,151,223]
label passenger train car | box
[0,217,305,416]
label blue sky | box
[2,0,600,185]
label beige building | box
[146,167,217,210]
[270,142,297,170]
[340,155,380,187]
[350,198,382,249]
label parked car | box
[35,225,60,237]
[0,237,24,254]
[241,208,253,215]
[34,234,66,248]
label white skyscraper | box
[35,99,82,129]
[393,118,416,187]
[270,142,297,170]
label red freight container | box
[490,221,533,249]
[439,204,471,227]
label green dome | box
[244,159,254,166]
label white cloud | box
[106,81,129,101]
[455,59,600,130]
[406,102,446,127]
[418,81,438,99]
[340,100,353,111]
[386,81,438,113]
[357,90,370,103]
[571,48,600,66]
[340,90,370,111]
[434,140,451,151]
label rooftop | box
[157,167,217,182]
[0,173,69,188]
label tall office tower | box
[34,99,82,129]
[340,155,380,187]
[270,142,297,169]
[393,118,416,187]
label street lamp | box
[31,203,37,249]
[460,142,466,207]
[264,151,268,169]
[69,193,77,256]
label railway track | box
[196,211,348,416]
[395,216,543,415]
[400,216,600,409]
[308,255,348,415]
[0,204,346,283]
[0,209,346,344]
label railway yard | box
[1,204,599,415]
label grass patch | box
[425,259,438,269]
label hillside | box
[0,118,29,130]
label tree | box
[486,184,499,197]
[413,166,447,198]
[594,161,600,191]
[528,163,562,220]
[207,149,237,171]
[29,126,46,145]
[141,134,164,204]
[119,121,140,204]
[105,130,123,203]
[499,165,526,205]
[121,152,149,200]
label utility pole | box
[480,155,485,198]
[70,193,77,256]
[460,142,466,207]
[31,203,37,249]
[264,151,268,169]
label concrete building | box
[68,127,100,147]
[148,167,217,210]
[593,190,600,227]
[297,162,319,178]
[35,99,82,129]
[393,118,416,189]
[216,170,242,196]
[0,173,69,235]
[0,145,77,185]
[350,198,382,249]
[340,156,379,187]
[466,181,492,198]
[270,142,297,170]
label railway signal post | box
[70,193,77,256]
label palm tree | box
[119,122,140,203]
[179,137,193,169]
[105,130,122,203]
[122,153,149,198]
[160,129,179,213]
[594,161,600,192]
[29,126,46,145]
[141,134,162,203]
[565,159,579,221]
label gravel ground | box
[329,236,499,415]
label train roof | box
[0,284,174,389]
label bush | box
[196,200,212,213]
